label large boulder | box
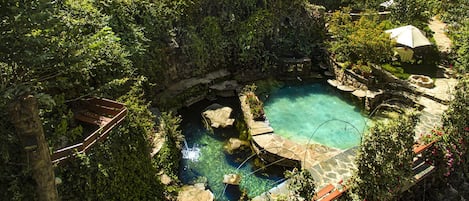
[202,104,235,128]
[177,184,214,201]
[223,174,241,185]
[224,138,250,154]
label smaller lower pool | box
[264,83,368,150]
[179,98,286,201]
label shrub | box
[286,168,316,200]
[348,111,417,200]
[451,20,469,73]
[328,9,395,65]
[424,77,469,178]
[241,84,266,121]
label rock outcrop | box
[224,138,250,154]
[202,104,235,128]
[177,184,214,201]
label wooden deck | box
[51,97,127,163]
[314,183,346,201]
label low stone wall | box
[329,59,370,91]
[326,57,423,113]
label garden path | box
[429,17,452,53]
[413,78,458,140]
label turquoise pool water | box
[264,83,368,150]
[179,98,285,201]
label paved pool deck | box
[248,76,457,200]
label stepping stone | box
[337,85,355,92]
[327,79,339,87]
[352,89,367,98]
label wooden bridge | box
[51,97,127,163]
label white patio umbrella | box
[385,25,432,48]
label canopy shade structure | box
[380,0,394,8]
[385,25,432,48]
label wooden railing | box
[314,181,347,201]
[51,98,127,163]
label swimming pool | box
[264,83,368,150]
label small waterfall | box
[184,138,189,150]
[182,139,201,162]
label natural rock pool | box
[264,83,369,150]
[179,98,286,201]
[178,83,369,200]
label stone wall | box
[156,56,325,110]
[329,59,371,91]
[326,56,421,113]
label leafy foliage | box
[51,81,164,200]
[382,64,411,79]
[451,20,469,73]
[153,112,184,181]
[56,82,165,201]
[286,168,316,200]
[237,9,276,69]
[438,0,469,23]
[349,111,417,200]
[327,9,395,65]
[423,76,469,178]
[0,0,327,200]
[285,168,316,200]
[242,84,266,121]
[390,0,431,28]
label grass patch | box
[382,64,411,80]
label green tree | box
[56,81,166,201]
[390,0,431,28]
[438,0,469,23]
[286,168,316,200]
[237,9,276,69]
[348,111,417,200]
[452,20,469,73]
[0,0,162,200]
[328,9,395,64]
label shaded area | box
[178,98,286,201]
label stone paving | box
[308,147,358,189]
[413,78,457,140]
[253,148,358,200]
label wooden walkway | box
[51,98,127,163]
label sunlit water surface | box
[264,83,368,150]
